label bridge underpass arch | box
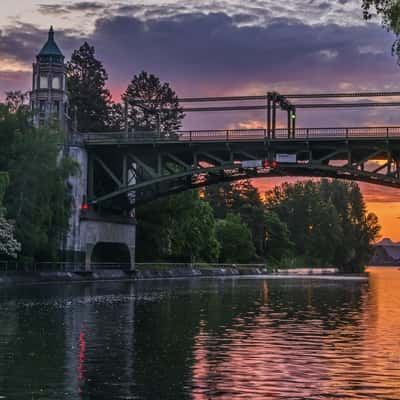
[90,242,132,269]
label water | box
[0,268,399,399]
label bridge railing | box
[81,126,400,144]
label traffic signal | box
[263,160,278,168]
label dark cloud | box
[0,23,81,63]
[1,9,399,131]
[37,4,69,15]
[38,2,105,15]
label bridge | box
[79,126,400,208]
[64,91,400,270]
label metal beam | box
[316,149,349,163]
[199,152,226,165]
[128,154,158,178]
[183,102,400,112]
[93,155,122,187]
[166,153,191,169]
[179,92,400,102]
[90,164,236,205]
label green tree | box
[0,172,8,215]
[169,191,220,262]
[204,180,265,256]
[216,213,256,263]
[5,91,29,113]
[122,71,184,135]
[0,172,21,259]
[136,191,219,263]
[264,211,294,262]
[0,103,76,260]
[66,42,113,131]
[362,0,400,61]
[265,180,380,271]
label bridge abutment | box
[64,145,136,271]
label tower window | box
[53,101,60,113]
[39,100,46,112]
[40,75,48,89]
[52,76,60,89]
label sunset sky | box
[1,0,400,240]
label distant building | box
[30,26,69,131]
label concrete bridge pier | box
[64,145,136,272]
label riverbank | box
[0,266,369,286]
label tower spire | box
[37,25,64,60]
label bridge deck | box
[80,127,400,145]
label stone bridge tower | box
[30,26,69,130]
[30,27,136,271]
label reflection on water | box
[0,269,399,399]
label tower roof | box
[37,26,64,58]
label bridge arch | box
[90,242,132,268]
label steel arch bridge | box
[77,126,400,210]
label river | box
[0,267,399,399]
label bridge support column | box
[85,244,95,272]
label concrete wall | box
[64,145,88,257]
[82,218,136,271]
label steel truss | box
[83,132,400,208]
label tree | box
[122,71,184,135]
[169,191,220,262]
[265,180,380,271]
[0,103,76,260]
[362,0,400,61]
[0,172,20,259]
[136,191,219,263]
[0,172,8,215]
[204,180,265,256]
[216,213,256,263]
[264,211,294,263]
[66,42,113,131]
[5,91,29,113]
[105,102,124,131]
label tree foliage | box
[216,213,256,263]
[0,172,21,259]
[123,71,184,135]
[0,103,76,260]
[266,180,380,272]
[264,211,294,263]
[66,42,123,131]
[136,191,219,262]
[362,0,400,61]
[204,180,265,256]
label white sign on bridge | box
[276,153,297,163]
[241,160,263,168]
